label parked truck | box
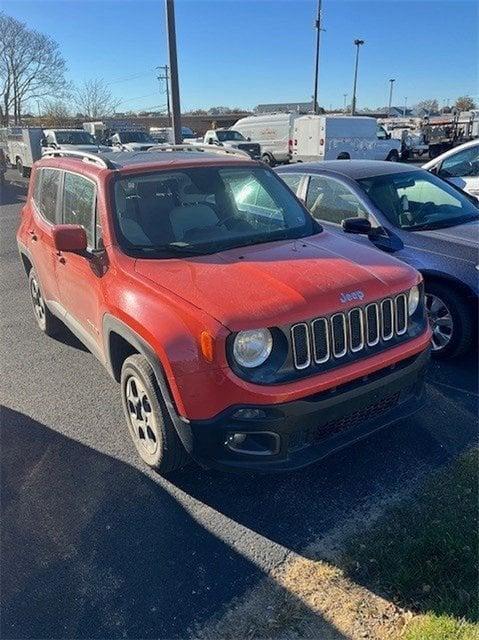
[42,129,111,154]
[0,127,43,176]
[291,116,401,163]
[200,128,261,159]
[233,113,299,166]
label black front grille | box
[290,293,411,371]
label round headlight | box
[408,285,420,316]
[233,329,273,368]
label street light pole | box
[312,0,322,114]
[351,39,364,116]
[165,0,182,143]
[403,96,407,117]
[388,78,395,117]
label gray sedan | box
[276,160,479,358]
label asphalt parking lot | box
[1,169,477,639]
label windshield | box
[54,131,96,145]
[358,170,479,230]
[119,131,154,143]
[113,166,318,257]
[215,131,246,142]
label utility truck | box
[1,127,43,176]
[233,113,299,166]
[42,129,110,154]
[291,116,401,163]
[200,128,261,160]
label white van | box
[292,116,401,163]
[233,113,299,166]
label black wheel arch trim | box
[102,314,193,453]
[420,269,478,302]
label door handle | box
[28,229,37,241]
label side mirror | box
[52,225,87,254]
[207,138,214,144]
[342,217,372,235]
[247,137,251,141]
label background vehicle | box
[277,161,478,358]
[200,129,261,159]
[423,140,479,198]
[17,149,429,474]
[108,130,156,151]
[42,129,111,153]
[291,116,401,162]
[233,113,299,166]
[2,127,43,176]
[150,126,197,143]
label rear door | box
[55,170,104,353]
[29,167,62,303]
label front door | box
[55,171,104,354]
[437,144,479,198]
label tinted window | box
[280,173,303,195]
[439,145,479,178]
[306,175,368,224]
[38,169,60,223]
[63,173,96,246]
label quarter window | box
[280,173,303,195]
[306,175,368,224]
[62,173,96,247]
[38,169,60,223]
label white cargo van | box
[233,113,299,166]
[292,116,401,163]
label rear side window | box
[62,172,96,247]
[38,169,60,223]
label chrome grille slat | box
[395,294,408,335]
[291,323,311,369]
[381,299,394,341]
[366,303,380,346]
[312,318,330,363]
[348,308,364,352]
[331,313,347,358]
[290,293,411,370]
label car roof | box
[276,160,422,180]
[36,150,257,173]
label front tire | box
[28,268,62,337]
[262,153,275,167]
[120,354,189,474]
[425,281,474,359]
[387,150,400,162]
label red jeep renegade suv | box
[17,149,431,474]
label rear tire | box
[262,153,275,167]
[28,268,62,337]
[425,281,474,359]
[337,152,350,160]
[120,354,189,474]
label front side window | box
[62,173,96,246]
[439,145,479,178]
[215,131,246,142]
[113,166,319,257]
[306,175,369,224]
[280,173,303,195]
[358,170,479,230]
[118,131,154,144]
[38,169,60,223]
[54,131,96,145]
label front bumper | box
[187,347,430,472]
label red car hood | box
[134,232,419,331]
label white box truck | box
[292,116,401,162]
[233,113,299,166]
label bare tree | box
[454,96,477,111]
[42,99,71,125]
[73,79,120,120]
[0,13,69,125]
[414,99,439,115]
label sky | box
[2,0,478,112]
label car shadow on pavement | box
[0,406,347,640]
[0,178,27,206]
[171,353,478,559]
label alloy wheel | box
[30,275,46,326]
[425,293,453,351]
[125,374,159,455]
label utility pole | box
[157,65,171,120]
[351,39,364,115]
[388,78,395,117]
[343,93,348,112]
[312,0,323,114]
[403,96,407,117]
[165,0,182,143]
